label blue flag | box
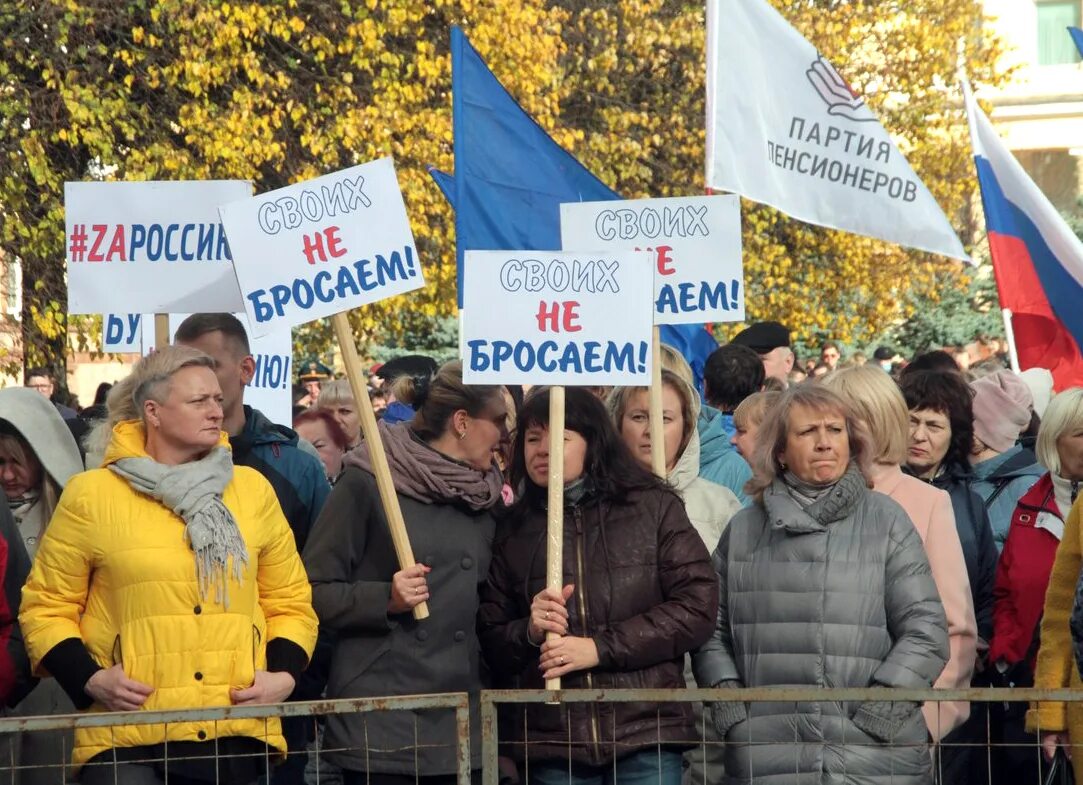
[1070,26,1083,58]
[427,165,455,208]
[659,324,719,399]
[436,26,619,307]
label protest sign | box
[133,313,294,427]
[560,195,745,324]
[222,157,429,618]
[66,180,251,314]
[219,157,424,338]
[102,314,143,353]
[461,251,655,386]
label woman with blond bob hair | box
[20,346,318,785]
[693,384,949,785]
[607,369,740,552]
[823,366,986,780]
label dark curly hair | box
[898,370,975,473]
[509,386,664,510]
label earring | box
[458,429,467,440]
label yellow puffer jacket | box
[19,420,318,772]
[1028,497,1083,784]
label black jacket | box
[478,485,718,767]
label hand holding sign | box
[221,157,428,619]
[462,250,652,688]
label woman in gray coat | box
[303,361,507,784]
[693,384,950,785]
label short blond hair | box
[732,391,780,431]
[821,365,909,465]
[87,345,216,458]
[316,379,355,409]
[1036,388,1083,475]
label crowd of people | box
[0,313,1081,785]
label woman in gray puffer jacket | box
[693,384,950,785]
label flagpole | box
[1001,308,1021,373]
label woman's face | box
[295,419,344,481]
[324,400,361,447]
[0,438,43,500]
[731,419,760,460]
[1056,422,1083,481]
[779,403,850,484]
[524,425,588,487]
[148,366,224,456]
[459,396,509,472]
[907,408,952,479]
[619,387,684,473]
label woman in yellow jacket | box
[19,346,318,785]
[1028,468,1083,782]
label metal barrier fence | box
[480,687,1083,785]
[2,688,1083,784]
[0,693,470,785]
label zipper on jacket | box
[572,506,602,760]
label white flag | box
[706,0,969,262]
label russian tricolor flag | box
[963,79,1083,391]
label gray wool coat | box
[302,466,497,775]
[692,467,950,785]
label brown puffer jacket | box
[477,485,718,767]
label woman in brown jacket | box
[478,387,718,785]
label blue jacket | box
[970,446,1045,552]
[230,406,331,554]
[697,406,751,506]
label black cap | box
[873,346,894,361]
[729,321,790,354]
[376,354,439,383]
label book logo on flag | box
[806,55,874,123]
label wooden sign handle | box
[545,385,565,691]
[154,314,170,350]
[649,326,666,478]
[331,312,429,620]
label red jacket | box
[989,473,1060,668]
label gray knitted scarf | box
[109,446,249,608]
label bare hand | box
[85,665,154,712]
[528,584,575,643]
[388,563,431,614]
[538,635,599,680]
[230,670,296,706]
[1042,731,1072,761]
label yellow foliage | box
[0,0,1003,376]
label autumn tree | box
[0,0,1004,381]
[0,0,572,378]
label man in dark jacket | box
[175,313,331,784]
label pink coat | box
[871,464,978,741]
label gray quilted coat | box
[692,466,949,785]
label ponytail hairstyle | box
[392,360,504,443]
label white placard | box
[137,314,294,428]
[219,157,424,337]
[462,250,654,386]
[560,195,745,324]
[102,314,143,352]
[65,180,251,314]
